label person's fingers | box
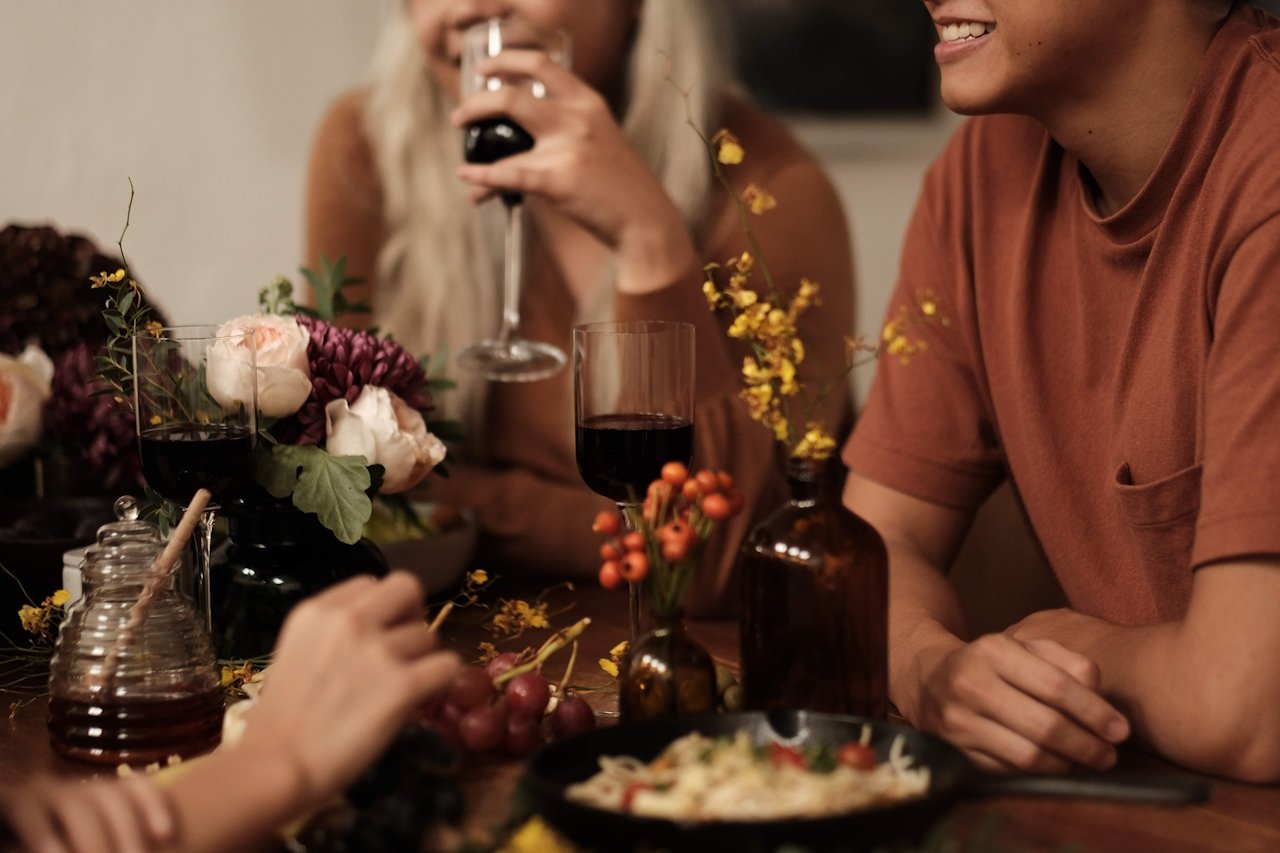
[2,790,68,853]
[1020,637,1102,692]
[49,785,112,853]
[405,650,464,703]
[383,621,440,660]
[945,706,1074,775]
[116,776,174,844]
[306,574,380,611]
[351,571,425,628]
[84,781,150,853]
[998,641,1130,748]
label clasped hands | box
[913,608,1131,775]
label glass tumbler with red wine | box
[455,17,571,382]
[133,325,258,631]
[573,321,695,644]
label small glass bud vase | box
[620,609,717,722]
[739,456,889,717]
[48,497,224,766]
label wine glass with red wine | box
[574,321,695,644]
[133,326,258,632]
[455,16,570,383]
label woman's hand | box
[450,50,699,294]
[230,571,461,811]
[914,633,1130,774]
[1,773,175,853]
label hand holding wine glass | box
[454,17,570,383]
[573,321,695,644]
[133,325,258,631]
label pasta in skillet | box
[566,730,930,821]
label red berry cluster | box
[592,462,744,590]
[422,655,595,759]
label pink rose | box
[208,314,312,418]
[324,386,446,493]
[0,344,53,467]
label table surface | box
[3,579,1280,852]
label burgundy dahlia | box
[274,316,433,445]
[43,342,144,494]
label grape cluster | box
[422,655,597,758]
[291,726,462,852]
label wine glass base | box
[456,339,566,382]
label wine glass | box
[573,321,695,645]
[133,325,258,632]
[455,16,571,383]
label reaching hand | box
[1,773,175,853]
[229,571,461,811]
[915,633,1130,774]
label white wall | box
[0,1,385,324]
[0,1,958,409]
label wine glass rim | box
[462,15,569,46]
[573,320,695,336]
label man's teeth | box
[941,21,995,43]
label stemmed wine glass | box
[573,321,695,645]
[133,326,258,632]
[455,16,571,382]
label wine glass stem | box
[498,199,523,347]
[195,509,216,634]
[619,502,645,646]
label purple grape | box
[504,672,551,719]
[552,695,597,739]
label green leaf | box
[290,449,374,545]
[254,445,305,498]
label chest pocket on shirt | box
[1111,461,1201,619]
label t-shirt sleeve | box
[1192,211,1280,568]
[842,156,1005,511]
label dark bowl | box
[520,710,968,853]
[0,497,115,615]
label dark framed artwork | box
[728,0,937,115]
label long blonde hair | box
[362,1,730,429]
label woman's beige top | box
[305,90,854,615]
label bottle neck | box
[786,456,840,505]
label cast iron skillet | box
[520,711,1211,853]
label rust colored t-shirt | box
[846,6,1280,626]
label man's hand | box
[915,632,1130,773]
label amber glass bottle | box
[739,457,888,717]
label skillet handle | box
[965,772,1212,805]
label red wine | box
[139,423,254,506]
[465,118,534,206]
[464,117,534,164]
[48,687,225,765]
[576,413,693,504]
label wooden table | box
[4,579,1280,852]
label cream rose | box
[324,386,446,493]
[0,344,54,467]
[208,314,312,418]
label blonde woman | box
[305,0,854,613]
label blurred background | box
[0,0,959,407]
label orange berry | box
[661,518,690,542]
[622,531,647,552]
[647,479,674,504]
[599,561,623,589]
[681,478,702,502]
[728,488,745,515]
[695,470,719,493]
[702,492,732,520]
[716,471,735,491]
[600,542,622,561]
[619,552,650,582]
[661,538,691,562]
[592,510,622,536]
[660,461,689,486]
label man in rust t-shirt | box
[844,1,1280,782]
